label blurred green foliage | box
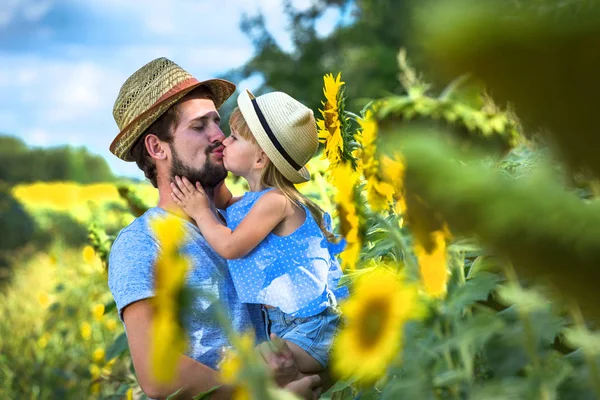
[0,135,116,184]
[224,0,414,114]
[413,0,600,178]
[0,184,35,253]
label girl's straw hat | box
[110,57,236,161]
[237,89,318,183]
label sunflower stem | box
[569,303,600,399]
[503,261,547,395]
[435,321,461,399]
[374,213,419,278]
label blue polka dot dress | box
[223,188,349,318]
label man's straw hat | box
[237,89,318,183]
[110,57,235,161]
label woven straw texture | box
[237,89,318,183]
[110,57,235,161]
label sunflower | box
[149,214,190,383]
[357,110,397,212]
[323,72,344,106]
[317,119,343,166]
[331,163,362,270]
[381,154,407,215]
[413,230,450,298]
[332,266,423,385]
[317,73,345,169]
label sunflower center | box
[338,205,350,237]
[357,298,390,347]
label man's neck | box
[156,178,217,222]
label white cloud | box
[0,0,20,28]
[22,0,53,22]
[23,127,50,146]
[45,62,123,123]
[179,45,254,75]
[0,56,124,124]
[0,0,53,27]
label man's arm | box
[124,300,322,400]
[213,181,242,210]
[123,299,235,400]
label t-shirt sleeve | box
[108,230,159,321]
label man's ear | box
[145,134,168,160]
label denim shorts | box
[262,306,341,369]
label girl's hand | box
[170,176,210,219]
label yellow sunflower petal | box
[332,267,422,384]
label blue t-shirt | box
[223,188,349,318]
[108,207,266,370]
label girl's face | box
[222,128,262,176]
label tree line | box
[0,135,116,184]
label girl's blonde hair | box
[229,107,337,243]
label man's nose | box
[209,125,226,143]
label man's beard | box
[169,142,227,190]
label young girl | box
[170,89,348,373]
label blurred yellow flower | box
[37,292,51,309]
[126,388,133,400]
[267,388,301,400]
[92,304,105,321]
[89,364,101,394]
[93,348,105,364]
[82,245,97,265]
[150,214,189,384]
[318,73,345,168]
[332,267,423,384]
[101,358,116,376]
[220,348,242,384]
[414,230,450,298]
[89,364,101,377]
[365,177,396,212]
[37,332,51,349]
[219,331,255,400]
[381,155,407,215]
[331,163,361,270]
[150,214,186,253]
[381,155,405,186]
[105,319,117,332]
[80,322,92,341]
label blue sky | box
[0,0,344,178]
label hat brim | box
[237,89,311,184]
[110,78,236,162]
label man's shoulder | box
[110,208,164,257]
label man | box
[108,57,321,399]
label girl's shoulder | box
[255,187,289,208]
[233,187,291,216]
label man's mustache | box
[206,142,223,154]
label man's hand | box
[256,333,299,387]
[284,374,322,400]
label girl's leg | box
[284,339,324,374]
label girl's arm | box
[171,176,287,260]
